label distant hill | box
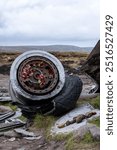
[0,45,93,53]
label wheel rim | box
[10,50,65,101]
[17,56,59,95]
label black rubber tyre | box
[51,75,83,116]
[10,75,83,117]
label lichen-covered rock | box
[87,123,100,141]
[73,125,89,140]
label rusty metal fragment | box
[58,111,97,128]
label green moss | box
[18,115,27,122]
[78,96,100,109]
[53,133,76,150]
[88,117,100,127]
[65,136,75,150]
[82,132,94,143]
[7,103,17,111]
[54,133,73,142]
[34,114,56,129]
[0,102,17,111]
[89,96,100,109]
[33,114,57,140]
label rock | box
[8,137,16,142]
[51,104,99,134]
[24,136,42,140]
[4,130,21,138]
[58,123,66,128]
[17,147,25,150]
[0,105,12,113]
[65,120,71,126]
[85,111,97,118]
[75,114,85,123]
[73,125,89,140]
[87,123,100,141]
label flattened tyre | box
[14,75,83,117]
[51,75,83,116]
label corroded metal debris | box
[0,111,15,122]
[58,111,96,128]
[0,121,25,132]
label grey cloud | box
[0,0,99,46]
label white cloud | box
[0,0,99,46]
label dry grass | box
[0,51,88,74]
[50,51,88,69]
[77,96,100,109]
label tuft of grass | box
[75,142,100,150]
[50,51,88,58]
[33,114,56,129]
[18,115,27,122]
[65,136,76,150]
[54,133,76,150]
[78,96,100,109]
[82,132,94,143]
[6,103,17,111]
[54,133,73,142]
[88,117,100,127]
[33,114,57,140]
[89,96,100,109]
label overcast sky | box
[0,0,99,47]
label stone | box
[4,130,21,138]
[85,111,97,118]
[73,125,89,140]
[51,104,99,134]
[0,105,12,113]
[58,123,66,128]
[17,148,25,150]
[75,114,85,123]
[87,123,100,141]
[8,137,16,142]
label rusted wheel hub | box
[17,56,59,95]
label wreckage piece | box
[0,111,15,122]
[10,50,65,103]
[58,111,97,128]
[50,75,83,116]
[0,97,11,102]
[80,40,100,92]
[9,51,83,116]
[16,75,83,117]
[0,121,26,132]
